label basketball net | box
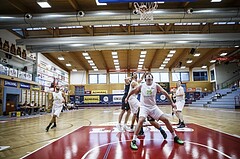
[133,2,158,22]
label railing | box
[234,95,240,107]
[220,74,240,89]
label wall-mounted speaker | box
[179,61,182,67]
[190,48,196,55]
[22,66,28,72]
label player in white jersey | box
[127,72,144,133]
[46,86,65,132]
[125,73,184,150]
[173,80,186,128]
[127,72,168,138]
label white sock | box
[133,135,137,140]
[172,131,177,137]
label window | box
[119,74,126,83]
[193,71,208,81]
[152,72,160,82]
[172,72,189,81]
[210,69,215,81]
[172,73,180,81]
[89,74,106,84]
[160,73,169,82]
[110,74,118,83]
[152,72,169,82]
[89,74,97,84]
[98,74,106,83]
[110,73,127,83]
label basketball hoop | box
[133,2,158,22]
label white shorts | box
[139,105,164,120]
[175,100,185,111]
[128,97,140,114]
[52,105,63,117]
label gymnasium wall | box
[170,81,212,92]
[69,81,211,95]
[215,62,239,88]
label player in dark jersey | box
[116,76,132,131]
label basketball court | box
[0,0,240,159]
[21,123,240,159]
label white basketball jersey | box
[128,80,138,99]
[140,82,157,107]
[176,86,185,101]
[53,91,64,107]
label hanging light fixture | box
[58,56,64,61]
[66,63,71,67]
[37,0,51,8]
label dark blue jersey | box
[124,83,130,95]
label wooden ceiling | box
[1,0,240,72]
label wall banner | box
[91,90,108,94]
[113,95,122,103]
[84,96,100,103]
[112,90,124,94]
[4,80,17,87]
[20,83,30,89]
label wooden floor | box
[0,106,240,159]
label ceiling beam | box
[120,24,128,32]
[46,28,54,36]
[68,0,80,10]
[7,29,24,39]
[155,24,165,32]
[68,52,88,70]
[127,50,130,71]
[201,23,213,33]
[128,25,131,34]
[23,24,240,39]
[183,2,190,7]
[22,29,28,38]
[99,51,109,70]
[83,26,93,35]
[19,33,240,45]
[227,48,240,57]
[128,2,133,9]
[1,8,240,29]
[190,48,222,67]
[8,0,29,13]
[43,54,69,71]
[19,33,240,53]
[169,48,189,69]
[55,28,60,37]
[148,49,159,69]
[165,23,174,33]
